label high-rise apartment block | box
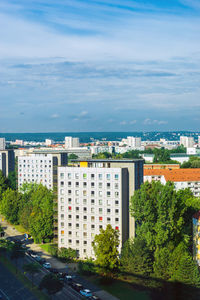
[57,159,144,258]
[65,137,80,149]
[0,138,5,150]
[18,151,68,190]
[0,150,15,177]
[180,136,194,148]
[126,137,141,148]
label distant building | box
[144,164,180,170]
[0,150,15,177]
[45,139,54,146]
[57,159,144,258]
[0,138,5,150]
[144,168,200,197]
[65,137,80,149]
[180,136,194,148]
[126,137,141,148]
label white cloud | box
[50,113,59,119]
[120,121,127,125]
[129,120,137,125]
[143,118,168,125]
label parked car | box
[65,275,72,282]
[70,282,83,292]
[34,255,42,262]
[43,262,51,269]
[80,289,92,297]
[50,268,59,274]
[38,258,46,265]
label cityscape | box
[1,0,200,300]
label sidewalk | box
[0,216,119,300]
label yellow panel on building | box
[80,162,88,168]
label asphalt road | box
[0,261,37,300]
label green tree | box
[28,184,54,243]
[0,170,8,199]
[7,171,17,190]
[121,237,153,276]
[68,153,78,160]
[57,247,77,262]
[0,188,22,224]
[23,263,41,288]
[39,273,63,295]
[92,224,119,273]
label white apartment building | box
[0,150,15,177]
[18,151,68,190]
[0,138,5,150]
[180,136,194,148]
[45,139,54,146]
[65,137,80,149]
[126,137,141,148]
[57,159,144,258]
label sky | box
[1,0,200,132]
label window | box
[115,226,119,230]
[83,182,87,187]
[107,200,111,206]
[91,174,95,179]
[68,206,72,211]
[106,174,110,180]
[115,200,119,205]
[75,190,79,196]
[99,225,103,229]
[76,224,79,228]
[91,224,95,229]
[83,207,87,212]
[107,208,111,214]
[107,191,111,197]
[75,182,79,187]
[61,206,64,211]
[76,240,79,245]
[68,190,72,195]
[99,182,102,188]
[91,233,95,238]
[107,217,111,222]
[99,199,102,205]
[99,191,102,197]
[83,232,87,237]
[99,216,103,222]
[115,218,119,222]
[68,181,71,187]
[61,230,64,235]
[61,214,64,219]
[68,231,72,235]
[60,181,64,187]
[83,199,87,204]
[60,189,64,195]
[61,238,64,244]
[91,216,95,222]
[83,190,87,196]
[76,207,79,212]
[68,223,72,227]
[115,192,119,197]
[115,209,119,214]
[91,182,95,187]
[76,215,79,220]
[115,183,119,189]
[83,173,87,179]
[60,197,64,203]
[68,198,72,204]
[99,208,103,214]
[83,216,87,220]
[83,241,87,245]
[76,232,79,237]
[107,183,110,189]
[91,207,95,213]
[68,239,72,244]
[91,199,95,205]
[68,215,72,219]
[61,222,64,227]
[91,191,95,196]
[98,174,102,180]
[115,174,119,180]
[68,173,72,179]
[75,173,79,179]
[83,224,87,230]
[75,198,79,204]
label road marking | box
[0,288,10,300]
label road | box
[0,261,37,300]
[0,216,119,300]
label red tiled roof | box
[144,168,200,182]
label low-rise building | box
[144,168,200,197]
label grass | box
[84,274,151,300]
[40,243,56,253]
[14,224,27,234]
[0,255,49,300]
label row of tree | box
[0,171,54,243]
[92,181,200,288]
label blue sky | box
[1,0,200,132]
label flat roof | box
[71,158,144,163]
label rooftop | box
[144,168,200,182]
[71,158,144,163]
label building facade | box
[0,138,5,150]
[65,137,80,149]
[57,159,144,258]
[0,150,15,177]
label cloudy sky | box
[1,0,200,132]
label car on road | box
[34,255,42,262]
[89,296,101,300]
[70,282,83,292]
[65,275,72,282]
[39,258,46,265]
[43,262,51,269]
[80,289,92,297]
[49,268,58,274]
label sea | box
[0,131,199,143]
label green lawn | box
[14,224,27,234]
[85,275,151,300]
